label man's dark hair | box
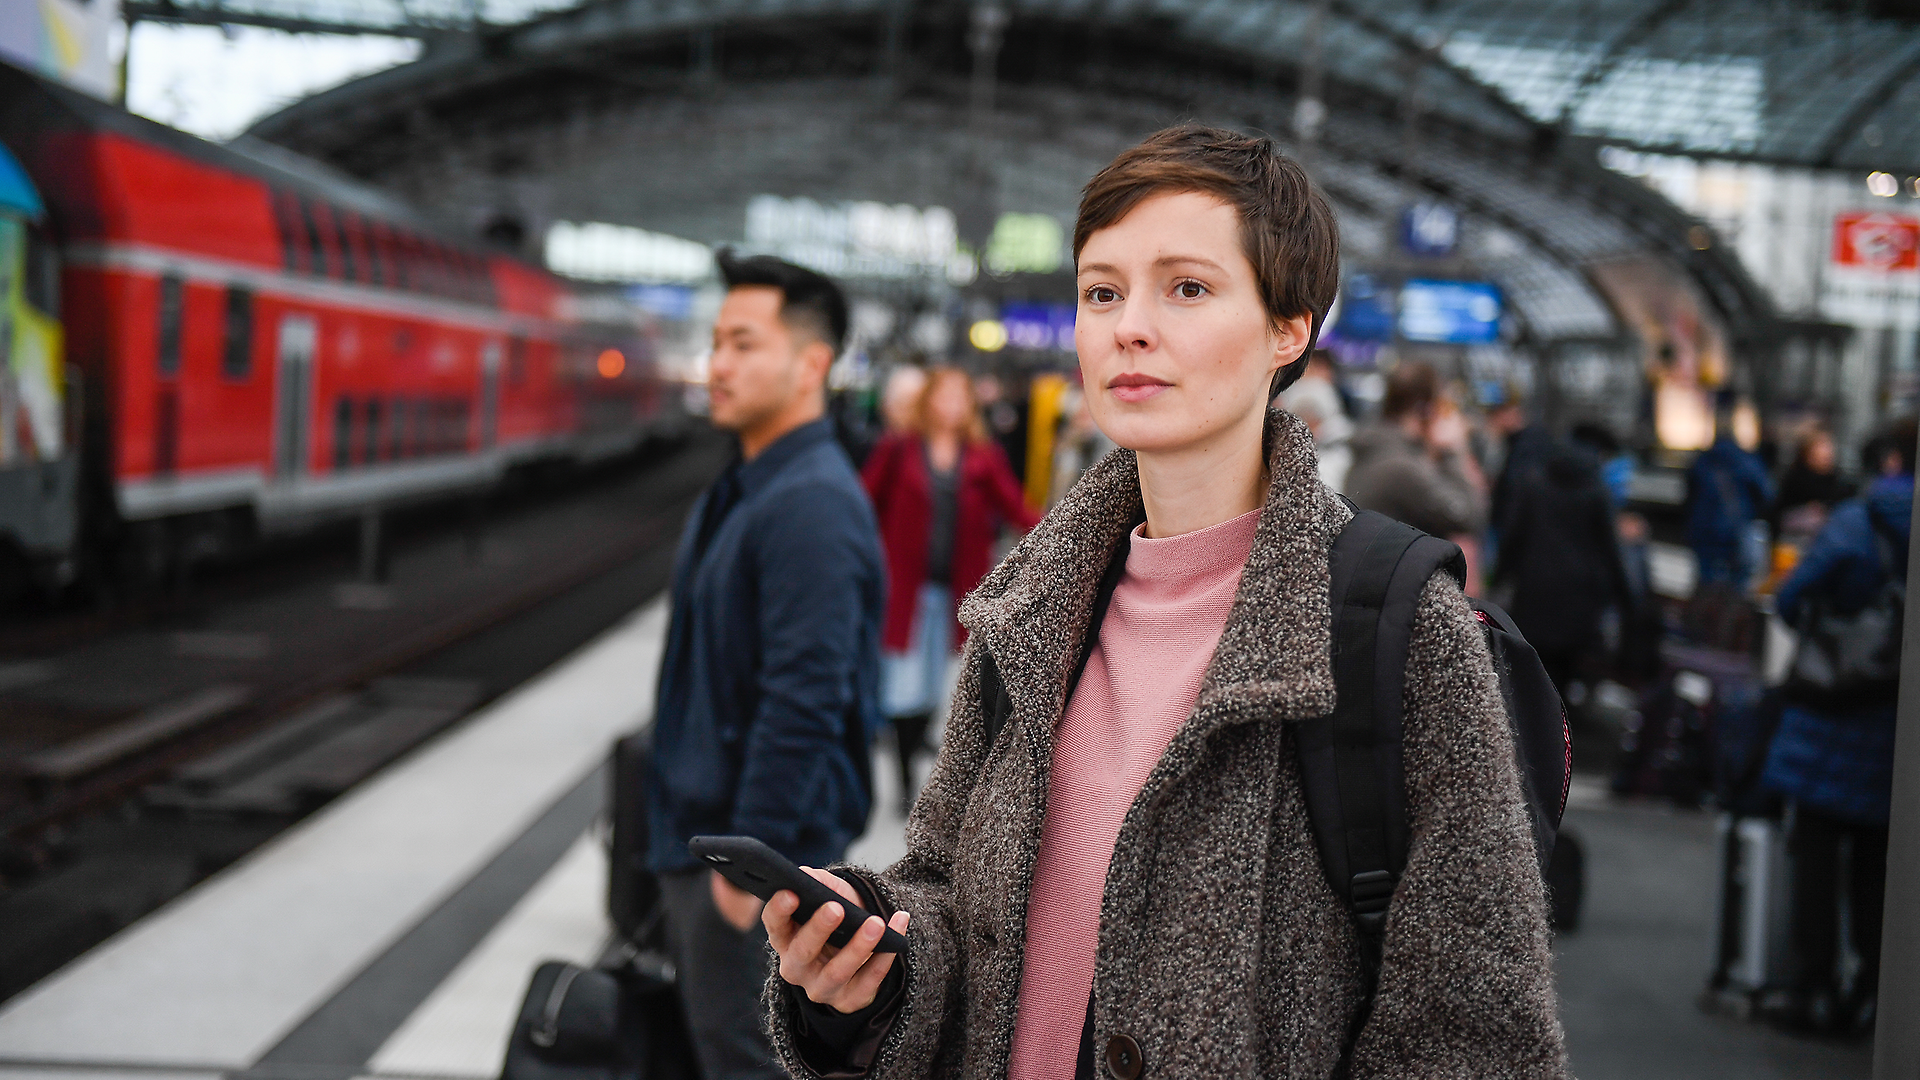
[715,248,849,356]
[1074,124,1340,397]
[1380,360,1441,422]
[1867,414,1919,475]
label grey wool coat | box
[767,409,1569,1079]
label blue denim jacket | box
[648,420,885,873]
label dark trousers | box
[1787,806,1889,1004]
[892,712,932,811]
[659,869,782,1080]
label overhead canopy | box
[134,0,1920,173]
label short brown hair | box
[1074,125,1340,395]
[1381,360,1441,421]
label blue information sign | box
[1397,280,1502,344]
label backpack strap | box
[1301,505,1464,1078]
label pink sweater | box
[1007,507,1260,1079]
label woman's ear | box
[1271,313,1313,372]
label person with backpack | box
[1756,416,1914,1037]
[756,126,1567,1080]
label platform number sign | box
[1401,201,1460,258]
[1822,211,1920,329]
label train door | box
[272,315,317,480]
[479,339,501,450]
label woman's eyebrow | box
[1077,261,1121,277]
[1156,255,1228,274]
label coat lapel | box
[960,406,1344,740]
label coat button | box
[1104,1034,1144,1080]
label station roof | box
[131,0,1920,174]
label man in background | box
[1686,394,1774,588]
[1346,360,1488,540]
[648,251,884,1080]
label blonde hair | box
[914,366,989,444]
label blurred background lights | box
[968,320,1008,352]
[596,348,626,378]
[546,222,712,284]
[1867,171,1899,197]
[985,213,1064,275]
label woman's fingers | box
[763,889,801,949]
[815,915,885,988]
[802,865,862,904]
[830,911,913,1011]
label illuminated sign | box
[986,214,1065,275]
[1000,303,1075,352]
[745,195,974,283]
[546,221,712,284]
[1398,280,1502,344]
[1401,202,1459,258]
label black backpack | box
[1306,508,1570,1076]
[978,507,1570,1078]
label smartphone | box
[688,835,908,953]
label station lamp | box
[969,319,1008,352]
[597,348,626,378]
[1868,171,1899,197]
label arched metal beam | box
[1812,35,1920,166]
[1554,0,1694,128]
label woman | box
[764,127,1565,1079]
[1758,416,1912,1037]
[863,368,1038,813]
[1772,424,1852,543]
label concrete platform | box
[0,599,1878,1080]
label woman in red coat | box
[863,367,1040,811]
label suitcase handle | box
[530,964,584,1049]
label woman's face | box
[926,374,974,436]
[1806,432,1835,474]
[1075,191,1309,456]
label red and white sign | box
[1823,211,1920,328]
[1832,211,1920,272]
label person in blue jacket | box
[648,251,885,1080]
[1686,399,1775,588]
[1758,415,1914,1037]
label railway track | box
[0,432,725,1001]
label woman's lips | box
[1108,373,1171,403]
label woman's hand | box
[766,866,912,1014]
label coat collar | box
[960,407,1346,735]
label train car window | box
[222,286,254,379]
[299,197,326,277]
[313,201,344,279]
[383,226,408,290]
[358,216,385,288]
[364,397,383,462]
[415,398,433,456]
[334,397,353,470]
[331,206,358,282]
[272,192,302,273]
[157,274,184,376]
[508,337,528,385]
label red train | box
[0,61,680,594]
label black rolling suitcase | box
[499,733,697,1080]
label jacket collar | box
[733,418,836,495]
[960,407,1344,737]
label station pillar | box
[1877,430,1920,1079]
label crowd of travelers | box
[597,124,1908,1080]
